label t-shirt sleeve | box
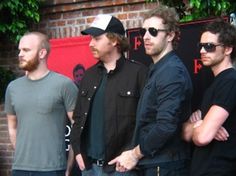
[4,83,16,115]
[62,79,78,112]
[213,78,236,113]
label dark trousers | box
[82,164,139,176]
[12,170,65,176]
[139,160,190,176]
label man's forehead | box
[201,32,219,41]
[19,35,40,47]
[143,16,165,27]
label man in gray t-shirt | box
[4,32,78,176]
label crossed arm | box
[182,105,229,146]
[108,105,230,172]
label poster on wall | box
[126,17,228,111]
[48,35,96,81]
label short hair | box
[73,64,85,74]
[106,32,129,53]
[22,31,51,56]
[202,18,236,61]
[144,4,180,49]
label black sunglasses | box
[197,43,224,52]
[140,27,168,37]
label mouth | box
[90,48,98,54]
[144,43,152,48]
[19,59,25,63]
[200,56,209,62]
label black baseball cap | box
[81,14,125,36]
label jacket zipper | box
[157,166,160,176]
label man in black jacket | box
[109,4,193,176]
[70,14,147,176]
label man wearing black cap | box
[70,14,148,176]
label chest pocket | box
[79,89,91,104]
[118,90,140,116]
[79,89,94,115]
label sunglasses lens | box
[148,28,158,37]
[140,28,146,37]
[140,28,159,37]
[198,43,216,52]
[204,43,216,52]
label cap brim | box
[81,27,105,37]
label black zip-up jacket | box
[70,56,148,171]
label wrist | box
[132,145,143,160]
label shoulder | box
[7,76,27,88]
[156,58,191,84]
[49,71,76,88]
[125,58,145,66]
[84,63,98,73]
[124,58,148,71]
[50,71,72,82]
[216,68,236,84]
[164,55,189,75]
[226,68,236,79]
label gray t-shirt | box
[5,71,78,171]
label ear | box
[224,46,233,56]
[111,38,118,47]
[39,48,47,60]
[167,31,175,42]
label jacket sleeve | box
[137,64,148,94]
[139,66,191,156]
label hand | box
[108,155,128,172]
[109,150,139,172]
[189,109,202,123]
[193,120,203,128]
[75,154,85,171]
[65,170,70,176]
[214,126,229,141]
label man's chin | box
[19,65,35,72]
[19,64,26,70]
[93,57,100,60]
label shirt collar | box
[148,50,176,77]
[96,56,125,75]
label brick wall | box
[0,0,157,175]
[0,104,13,176]
[38,0,155,38]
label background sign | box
[48,35,96,80]
[127,17,228,111]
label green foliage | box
[0,0,41,43]
[181,0,235,22]
[145,0,236,22]
[0,67,16,103]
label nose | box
[18,50,23,57]
[143,31,150,40]
[200,47,206,54]
[89,38,95,47]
